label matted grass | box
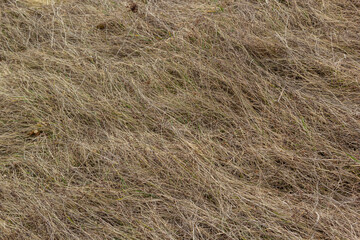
[0,0,360,239]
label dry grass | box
[0,0,360,239]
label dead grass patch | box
[1,0,360,239]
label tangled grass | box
[1,0,360,239]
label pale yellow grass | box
[0,0,360,239]
[25,0,50,5]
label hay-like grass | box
[1,0,359,239]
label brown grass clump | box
[1,0,360,239]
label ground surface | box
[0,0,360,239]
